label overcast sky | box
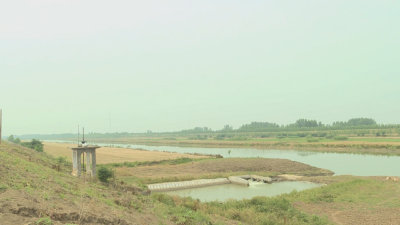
[1,0,399,136]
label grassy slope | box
[0,141,234,225]
[2,141,400,225]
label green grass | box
[348,138,400,143]
[103,157,206,168]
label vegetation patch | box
[333,136,349,141]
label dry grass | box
[43,142,209,164]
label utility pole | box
[0,109,2,145]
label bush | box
[97,166,115,182]
[325,135,334,139]
[333,136,348,141]
[56,156,67,165]
[20,139,44,152]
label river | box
[46,140,399,176]
[44,140,399,201]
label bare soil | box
[117,158,334,181]
[43,142,209,164]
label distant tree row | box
[219,118,384,133]
[12,117,400,140]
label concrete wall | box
[228,176,249,186]
[148,178,230,192]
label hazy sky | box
[1,0,399,136]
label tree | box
[295,119,318,128]
[221,125,233,132]
[7,135,14,142]
[20,139,44,152]
[14,137,21,144]
[347,118,377,126]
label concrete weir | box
[148,178,230,192]
[228,176,249,186]
[148,175,276,192]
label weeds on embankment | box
[152,192,331,225]
[151,177,400,225]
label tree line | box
[8,117,400,140]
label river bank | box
[85,137,400,156]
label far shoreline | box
[42,137,400,156]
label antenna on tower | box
[77,125,80,146]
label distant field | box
[43,142,209,164]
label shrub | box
[97,166,115,182]
[56,156,67,165]
[20,139,44,152]
[325,135,334,139]
[307,138,319,142]
[333,136,348,141]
